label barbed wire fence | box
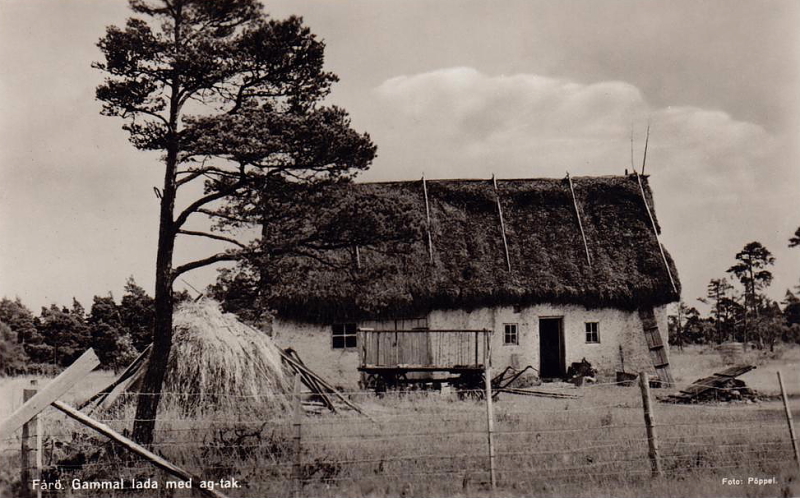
[2,373,799,497]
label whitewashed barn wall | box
[272,304,669,389]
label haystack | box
[88,300,292,416]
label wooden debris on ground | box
[661,365,757,403]
[280,348,374,420]
[495,387,580,399]
[489,365,581,399]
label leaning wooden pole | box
[492,175,512,272]
[777,371,800,474]
[635,172,678,295]
[422,175,434,263]
[567,173,592,267]
[51,400,230,498]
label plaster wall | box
[273,304,669,389]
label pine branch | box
[173,175,246,229]
[176,229,247,249]
[171,252,240,281]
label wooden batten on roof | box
[263,175,682,323]
[492,174,512,272]
[421,175,434,263]
[634,171,678,294]
[566,172,592,268]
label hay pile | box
[160,299,292,414]
[93,300,292,416]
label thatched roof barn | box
[268,175,679,321]
[267,175,680,386]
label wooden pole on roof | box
[422,175,434,263]
[641,122,651,175]
[492,175,512,272]
[567,173,592,268]
[635,171,678,294]
[630,125,636,173]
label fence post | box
[484,364,497,490]
[639,372,663,477]
[777,371,800,475]
[292,374,303,498]
[21,379,41,498]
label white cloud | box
[370,67,799,305]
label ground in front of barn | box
[1,344,799,498]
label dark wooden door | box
[539,318,565,378]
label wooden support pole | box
[50,400,229,498]
[21,380,41,498]
[639,372,663,478]
[777,371,800,474]
[80,344,151,411]
[566,173,592,267]
[492,175,512,272]
[484,364,497,490]
[635,172,678,295]
[292,374,303,498]
[422,176,434,263]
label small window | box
[332,323,357,349]
[504,323,519,345]
[585,322,599,343]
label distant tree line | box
[669,232,800,351]
[0,277,187,375]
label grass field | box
[1,344,799,498]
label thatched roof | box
[265,175,680,322]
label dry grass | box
[2,344,799,497]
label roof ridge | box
[355,174,647,185]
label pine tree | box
[95,0,376,445]
[727,242,775,348]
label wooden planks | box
[0,349,100,440]
[638,307,674,386]
[359,329,489,370]
[665,365,756,403]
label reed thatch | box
[265,175,680,323]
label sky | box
[0,0,798,314]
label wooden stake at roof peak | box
[641,121,651,176]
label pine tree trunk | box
[131,81,180,445]
[131,169,177,446]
